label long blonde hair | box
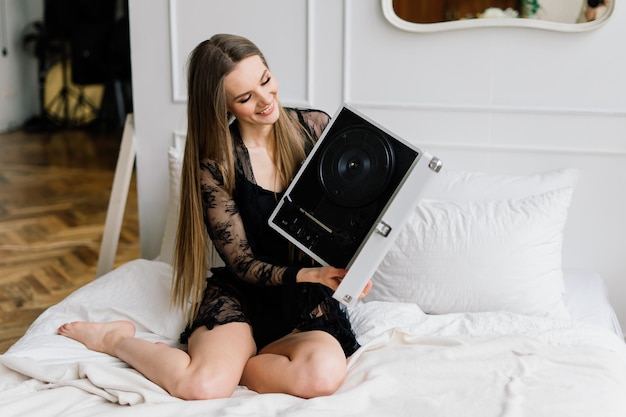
[171,34,311,320]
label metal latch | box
[375,221,392,237]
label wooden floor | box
[0,126,140,353]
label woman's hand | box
[296,266,347,291]
[296,267,374,299]
[359,279,373,300]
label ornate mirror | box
[383,0,614,32]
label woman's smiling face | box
[224,54,280,128]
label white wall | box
[128,0,626,330]
[0,0,42,132]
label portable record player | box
[268,104,442,307]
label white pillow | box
[159,143,224,269]
[364,168,579,319]
[421,167,580,202]
[159,145,183,265]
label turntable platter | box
[318,127,395,208]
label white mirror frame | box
[382,0,615,32]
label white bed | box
[1,149,625,416]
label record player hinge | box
[428,157,442,173]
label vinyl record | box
[318,127,395,207]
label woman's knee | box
[175,322,255,400]
[305,369,345,398]
[295,351,347,398]
[171,370,239,400]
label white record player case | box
[269,104,442,307]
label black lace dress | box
[179,108,360,357]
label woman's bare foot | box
[57,321,136,357]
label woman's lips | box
[258,100,275,115]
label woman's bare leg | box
[58,320,256,400]
[240,330,347,398]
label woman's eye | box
[239,95,251,104]
[262,76,271,85]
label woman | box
[58,34,370,400]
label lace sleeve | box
[200,159,296,286]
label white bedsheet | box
[2,259,626,417]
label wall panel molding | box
[422,141,626,157]
[169,0,313,106]
[169,0,183,102]
[350,100,626,118]
[350,104,626,156]
[342,0,351,104]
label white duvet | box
[2,259,626,417]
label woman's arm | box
[200,159,293,286]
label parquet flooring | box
[0,127,140,353]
